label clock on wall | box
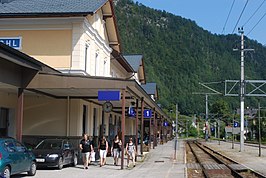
[103,101,113,113]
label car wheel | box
[72,154,78,167]
[58,157,63,170]
[3,166,10,178]
[28,161,37,176]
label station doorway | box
[0,108,9,136]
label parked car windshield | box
[35,140,62,150]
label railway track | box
[186,140,266,178]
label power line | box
[243,0,266,27]
[222,0,235,34]
[247,11,266,36]
[232,0,249,34]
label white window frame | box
[85,42,90,73]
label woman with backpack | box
[125,137,136,168]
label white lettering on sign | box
[0,37,22,50]
[146,111,150,116]
[144,109,152,118]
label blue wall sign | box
[98,91,120,101]
[128,106,136,117]
[143,109,152,118]
[0,37,22,50]
[163,121,168,127]
[234,121,239,127]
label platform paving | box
[16,140,186,178]
[204,140,266,176]
[16,139,266,178]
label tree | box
[209,100,230,139]
[115,0,266,115]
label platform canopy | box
[26,72,166,117]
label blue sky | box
[133,0,266,45]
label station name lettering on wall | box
[0,37,22,50]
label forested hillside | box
[114,0,266,114]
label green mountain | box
[114,0,266,115]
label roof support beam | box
[16,88,24,142]
[140,97,144,156]
[135,98,139,161]
[121,89,126,170]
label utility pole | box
[205,94,209,141]
[258,102,261,157]
[193,83,222,141]
[176,104,178,138]
[186,119,188,138]
[205,95,208,121]
[239,27,245,152]
[174,104,178,160]
[226,27,254,152]
[236,28,253,152]
[218,117,220,145]
[232,111,235,149]
[214,122,217,138]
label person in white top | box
[125,137,136,168]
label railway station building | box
[0,0,170,154]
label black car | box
[32,139,78,169]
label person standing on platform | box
[111,135,122,166]
[126,137,136,167]
[98,136,108,167]
[80,133,93,169]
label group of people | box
[79,134,136,169]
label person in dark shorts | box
[80,133,93,169]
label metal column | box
[16,88,24,142]
[153,109,156,149]
[140,97,144,155]
[121,89,126,169]
[135,99,139,161]
[149,109,152,149]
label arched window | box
[84,42,90,73]
[103,57,107,76]
[95,50,99,76]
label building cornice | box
[0,17,84,31]
[83,18,112,55]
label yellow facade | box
[0,30,72,68]
[0,5,139,139]
[24,96,67,136]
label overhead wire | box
[232,0,249,34]
[243,0,266,27]
[247,11,266,36]
[222,0,235,34]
